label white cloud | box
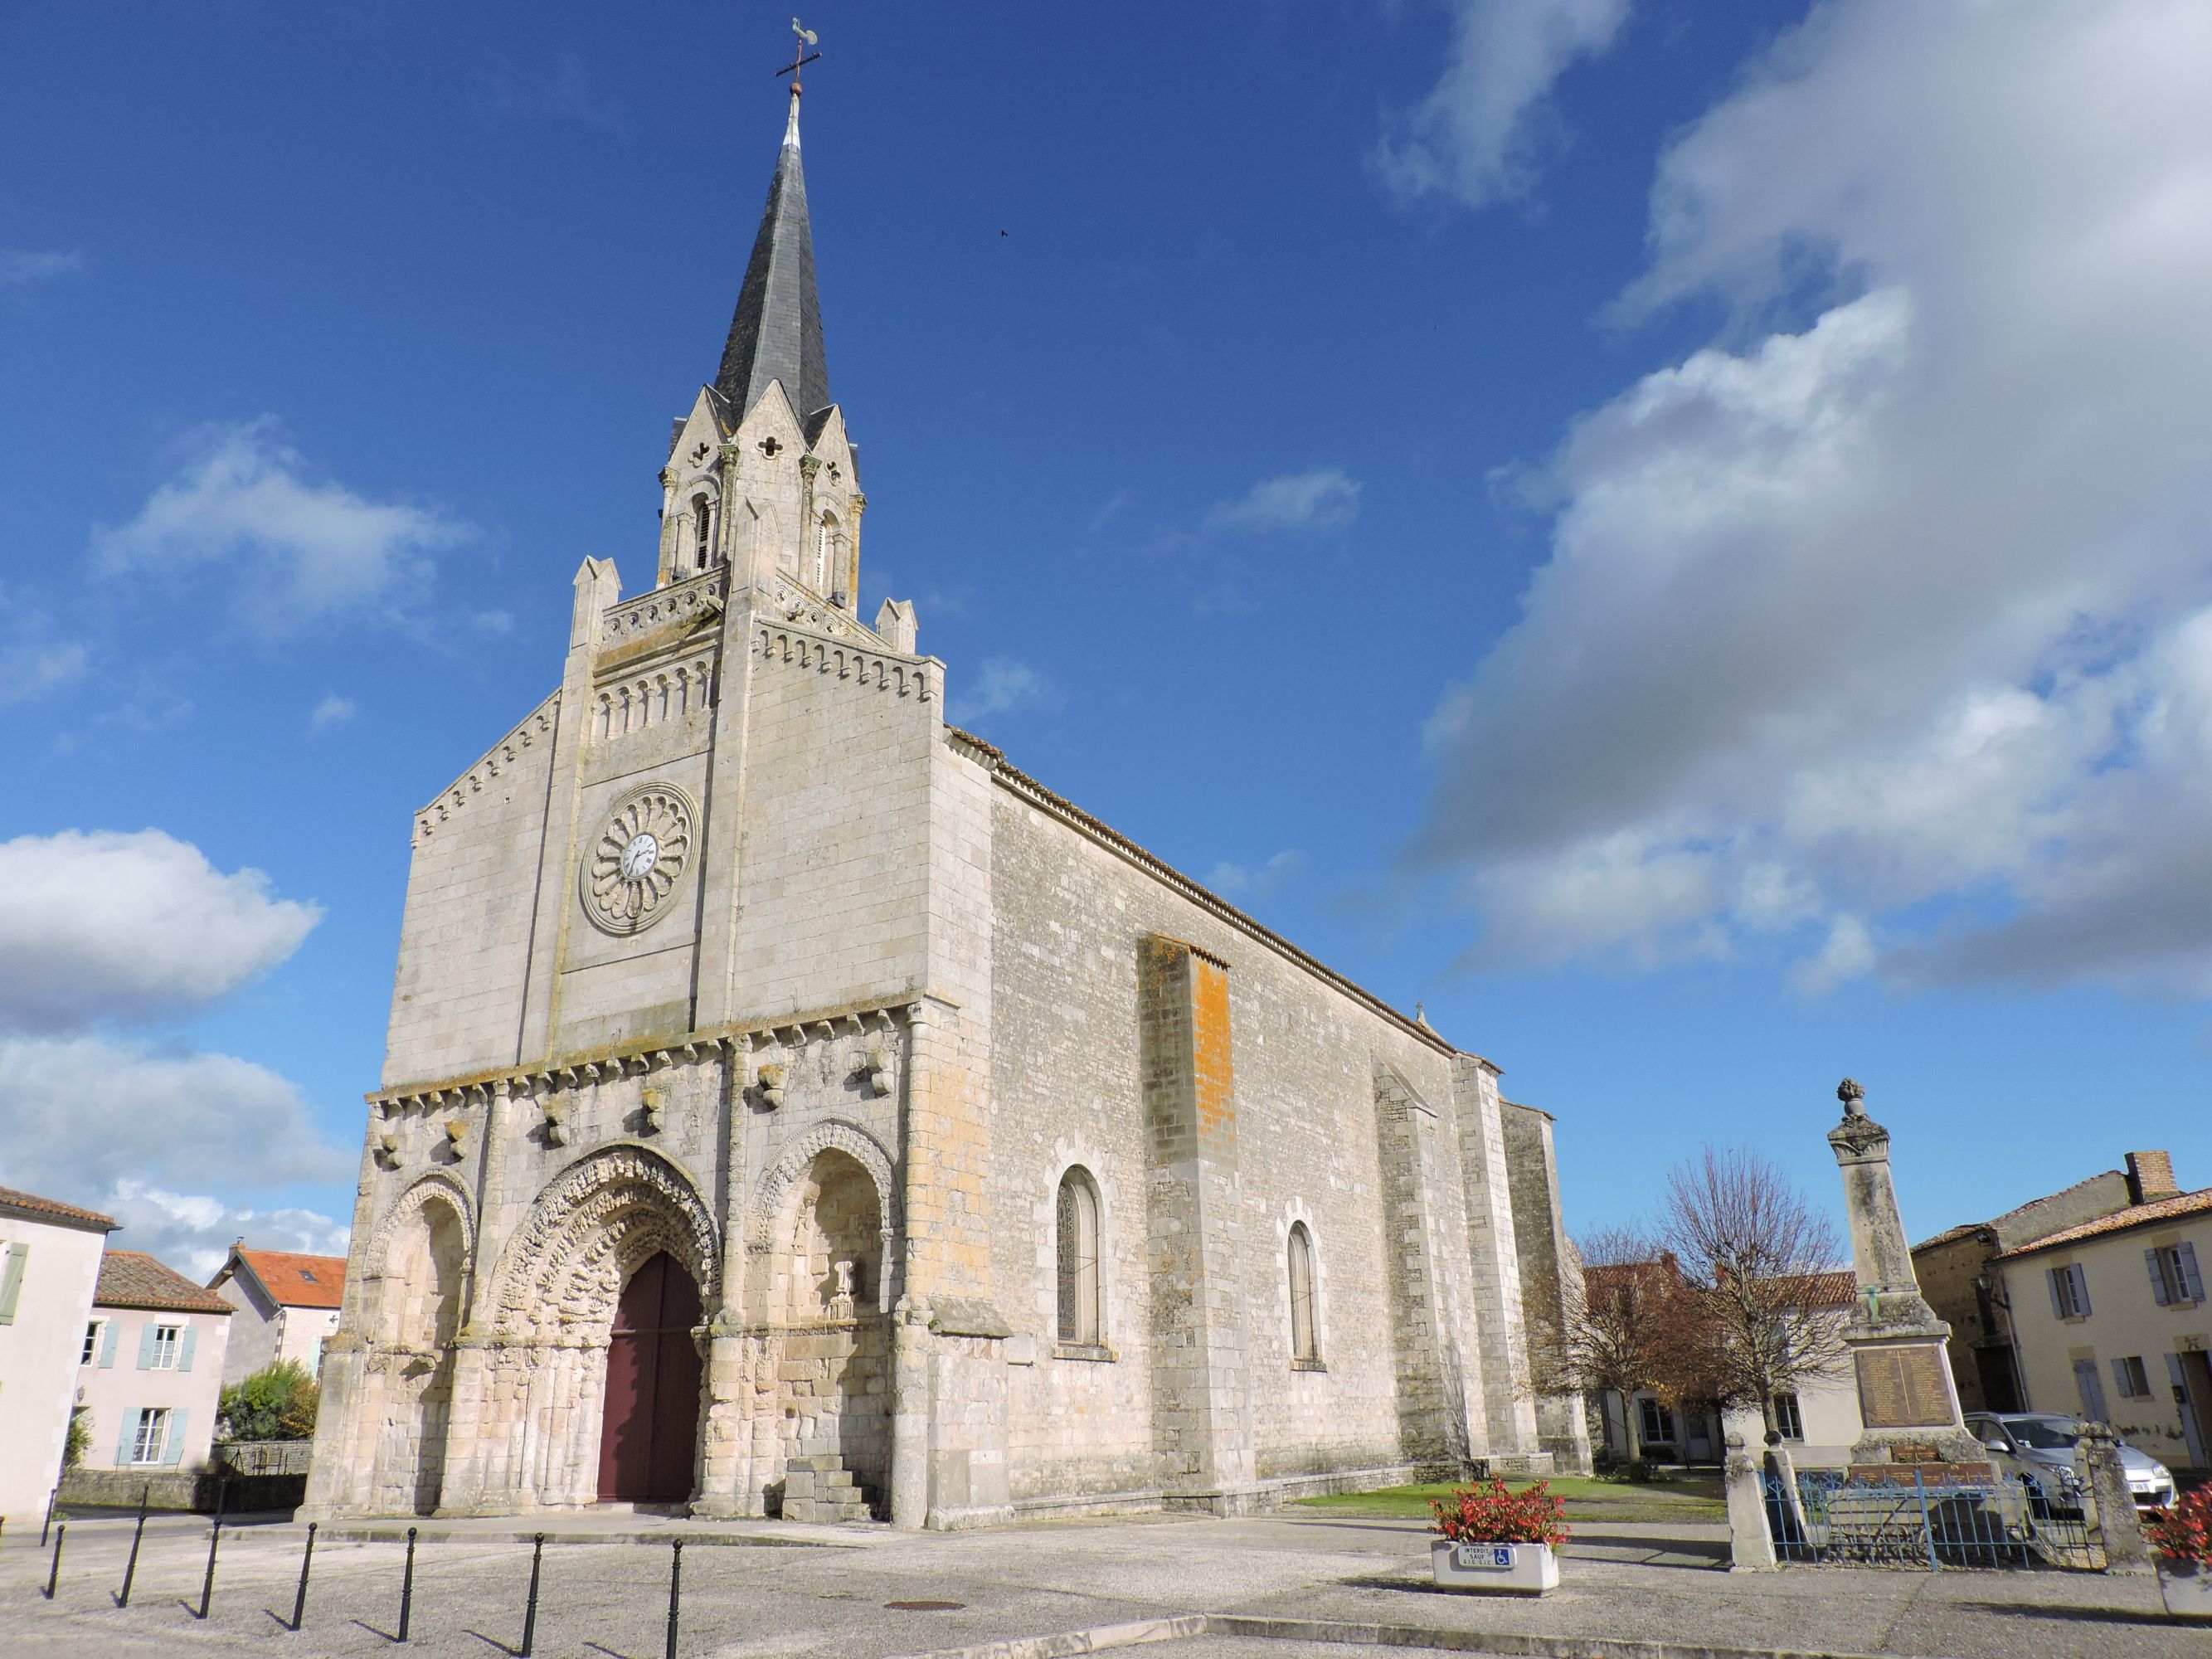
[93,419,474,634]
[1417,0,2212,995]
[0,638,85,707]
[0,1035,352,1275]
[1207,851,1303,899]
[950,657,1057,724]
[0,249,81,286]
[1379,0,1631,208]
[1206,469,1362,534]
[309,693,356,732]
[100,1180,348,1282]
[0,830,319,1029]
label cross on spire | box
[777,17,821,97]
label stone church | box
[306,87,1588,1527]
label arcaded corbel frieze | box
[414,690,562,844]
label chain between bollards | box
[43,1522,65,1600]
[114,1483,151,1608]
[397,1525,418,1642]
[664,1537,683,1659]
[197,1477,230,1619]
[518,1531,545,1657]
[290,1520,318,1631]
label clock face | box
[620,832,660,882]
[581,783,696,936]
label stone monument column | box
[1826,1078,1987,1474]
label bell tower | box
[653,66,878,635]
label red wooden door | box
[597,1252,703,1503]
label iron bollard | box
[518,1533,546,1658]
[115,1485,151,1608]
[42,1490,56,1548]
[397,1525,418,1642]
[197,1525,222,1619]
[44,1523,65,1599]
[195,1475,231,1618]
[289,1520,318,1631]
[664,1538,683,1659]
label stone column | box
[516,557,620,1063]
[2074,1423,2154,1574]
[1723,1404,1778,1571]
[1827,1078,1986,1472]
[1138,936,1257,1511]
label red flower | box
[1428,1479,1571,1549]
[2144,1486,2212,1565]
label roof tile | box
[1993,1186,2212,1259]
[229,1248,347,1309]
[97,1251,233,1315]
[0,1185,119,1233]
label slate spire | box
[714,86,830,427]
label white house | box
[207,1245,346,1383]
[0,1186,117,1525]
[77,1252,231,1475]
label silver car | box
[1966,1411,2177,1510]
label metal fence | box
[216,1440,314,1477]
[1761,1469,2100,1570]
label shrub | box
[1623,1459,1659,1484]
[63,1408,90,1469]
[218,1359,319,1443]
[2144,1486,2212,1566]
[1429,1479,1570,1549]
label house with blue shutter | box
[75,1251,231,1478]
[1919,1149,2212,1481]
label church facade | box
[306,91,1588,1528]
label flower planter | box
[2158,1556,2212,1620]
[1430,1537,1559,1595]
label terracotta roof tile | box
[0,1185,119,1233]
[97,1251,233,1315]
[1993,1186,2212,1259]
[230,1248,347,1309]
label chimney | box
[2125,1151,2180,1206]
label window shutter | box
[2068,1263,2092,1317]
[99,1320,119,1368]
[2112,1357,2132,1397]
[136,1322,157,1370]
[178,1326,197,1372]
[162,1409,188,1466]
[117,1408,140,1467]
[2073,1357,2108,1423]
[2180,1243,2205,1302]
[2147,1248,2172,1306]
[2047,1267,2065,1319]
[0,1242,27,1324]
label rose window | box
[582,784,696,934]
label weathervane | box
[778,17,821,96]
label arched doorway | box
[597,1251,702,1503]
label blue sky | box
[3,1,2210,1276]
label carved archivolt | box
[365,1174,478,1279]
[751,1120,898,1250]
[484,1144,719,1341]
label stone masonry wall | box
[982,778,1532,1503]
[385,694,561,1086]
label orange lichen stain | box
[1191,955,1236,1138]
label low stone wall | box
[58,1467,307,1513]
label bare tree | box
[1660,1146,1852,1433]
[1523,1225,1683,1464]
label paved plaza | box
[4,1507,2198,1659]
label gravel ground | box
[2,1506,2198,1659]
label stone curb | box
[887,1615,1209,1659]
[890,1613,1964,1659]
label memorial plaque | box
[1854,1344,1952,1428]
[1890,1442,1940,1463]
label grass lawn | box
[1294,1472,1728,1525]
